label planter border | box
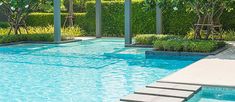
[125,44,153,48]
[145,44,231,57]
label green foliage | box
[222,30,235,41]
[0,22,10,28]
[0,25,85,37]
[20,1,235,36]
[26,13,86,27]
[134,34,179,45]
[0,25,85,43]
[221,9,235,31]
[85,1,156,36]
[153,39,226,53]
[163,5,196,34]
[0,34,54,44]
[185,29,235,41]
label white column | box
[156,3,162,34]
[96,0,102,38]
[54,0,61,43]
[125,0,132,45]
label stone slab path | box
[120,82,201,102]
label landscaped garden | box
[1,0,235,102]
[1,0,235,53]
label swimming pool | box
[188,87,235,102]
[0,38,202,102]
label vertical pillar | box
[156,3,162,34]
[96,0,102,38]
[54,0,61,43]
[125,0,132,45]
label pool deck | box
[159,41,235,88]
[74,37,96,40]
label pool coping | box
[125,44,153,48]
[158,41,235,88]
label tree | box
[0,0,48,35]
[145,0,235,39]
[63,0,74,27]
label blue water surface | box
[188,87,235,102]
[0,38,202,102]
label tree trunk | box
[68,0,74,27]
[195,16,202,39]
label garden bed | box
[0,34,83,46]
[146,44,229,57]
[133,34,227,54]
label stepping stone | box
[147,82,201,92]
[120,94,184,102]
[134,87,194,99]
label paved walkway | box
[74,37,96,40]
[160,42,235,87]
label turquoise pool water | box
[188,87,235,102]
[0,38,202,102]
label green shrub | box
[85,1,157,36]
[85,1,235,35]
[21,1,235,36]
[134,34,180,45]
[0,22,10,28]
[222,30,235,41]
[153,39,226,53]
[26,13,87,27]
[0,25,85,37]
[185,29,235,41]
[0,34,54,44]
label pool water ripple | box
[0,38,201,102]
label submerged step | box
[134,87,194,99]
[120,94,184,102]
[147,82,201,92]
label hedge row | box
[24,1,235,36]
[153,39,226,53]
[134,34,180,45]
[26,13,87,28]
[0,26,85,38]
[0,34,54,44]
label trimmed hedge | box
[153,39,226,53]
[0,34,54,44]
[24,1,235,36]
[26,13,87,28]
[85,1,156,36]
[0,22,10,28]
[134,34,180,45]
[0,26,85,43]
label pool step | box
[120,82,201,102]
[147,82,201,92]
[120,94,184,102]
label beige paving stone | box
[134,87,194,99]
[147,82,201,92]
[160,42,235,87]
[120,94,184,102]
